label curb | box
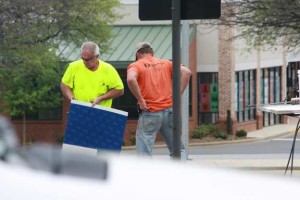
[121,131,292,151]
[237,166,300,171]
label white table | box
[259,103,300,175]
[259,103,300,115]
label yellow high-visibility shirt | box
[62,60,124,107]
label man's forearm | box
[60,82,74,101]
[127,79,143,103]
[180,67,191,95]
[92,88,124,106]
[99,89,124,101]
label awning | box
[58,24,196,68]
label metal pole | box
[172,0,181,159]
[181,20,190,161]
[298,70,300,97]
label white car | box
[1,116,300,199]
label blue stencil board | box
[64,100,128,151]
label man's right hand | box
[138,99,150,111]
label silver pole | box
[181,20,190,161]
[298,70,300,97]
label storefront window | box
[261,67,281,126]
[235,70,256,122]
[198,72,219,124]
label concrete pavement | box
[123,116,300,177]
[182,119,300,177]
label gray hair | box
[81,42,100,56]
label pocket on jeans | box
[143,115,159,132]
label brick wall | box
[217,4,238,134]
[12,120,63,145]
[236,121,257,133]
[189,36,199,132]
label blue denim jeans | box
[136,107,184,156]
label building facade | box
[2,2,300,145]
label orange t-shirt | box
[127,57,173,112]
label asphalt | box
[187,124,300,174]
[122,116,300,177]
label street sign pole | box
[172,0,182,159]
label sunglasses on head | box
[81,55,96,62]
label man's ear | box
[135,52,138,61]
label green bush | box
[214,131,228,139]
[129,130,136,145]
[55,133,64,144]
[236,129,247,137]
[129,134,136,145]
[122,130,136,146]
[192,124,219,139]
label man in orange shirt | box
[127,42,191,156]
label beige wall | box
[234,36,284,71]
[197,25,219,72]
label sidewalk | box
[122,118,298,149]
[124,117,300,176]
[182,118,300,176]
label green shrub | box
[122,130,136,146]
[192,124,219,139]
[214,131,228,139]
[236,129,247,137]
[129,130,136,145]
[129,134,136,145]
[55,133,64,144]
